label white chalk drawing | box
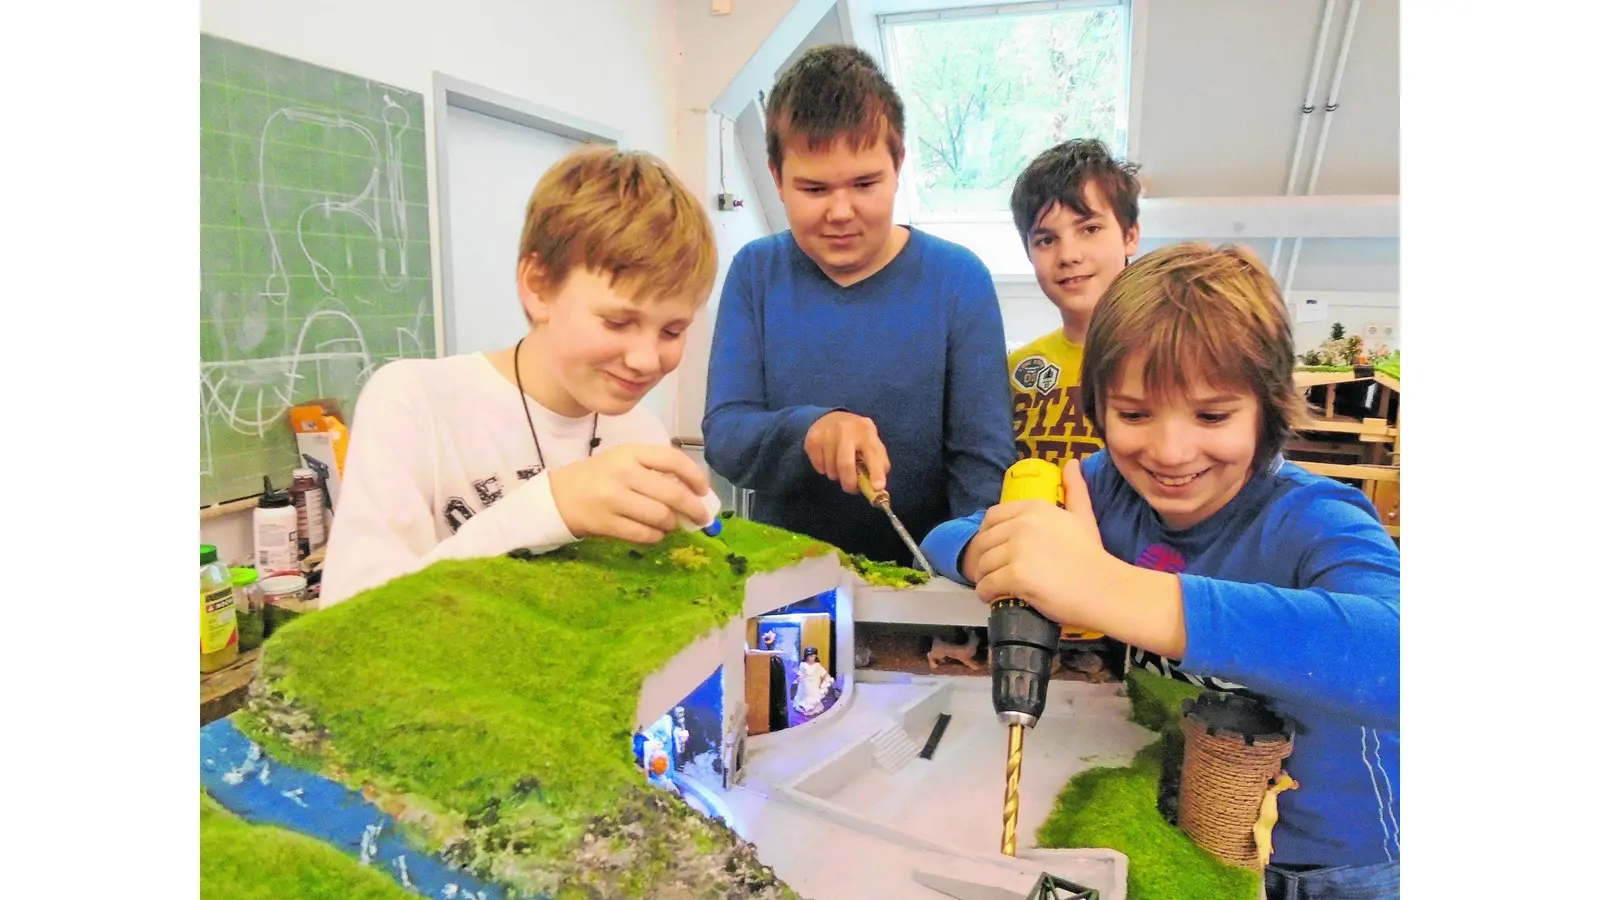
[201,85,432,494]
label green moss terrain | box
[1295,350,1400,381]
[842,552,929,588]
[232,517,833,898]
[1034,669,1260,900]
[201,793,417,900]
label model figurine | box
[672,706,690,769]
[792,646,834,716]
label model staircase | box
[869,724,920,772]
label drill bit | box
[1002,722,1025,856]
[855,457,935,573]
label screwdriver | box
[986,458,1076,857]
[854,456,935,574]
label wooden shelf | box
[1293,369,1401,392]
[1294,370,1360,387]
[1297,407,1397,438]
[1292,368,1400,539]
[201,647,262,725]
[1296,462,1400,483]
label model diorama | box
[1289,322,1401,540]
[201,511,1299,900]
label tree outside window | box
[883,3,1130,218]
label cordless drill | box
[985,458,1069,856]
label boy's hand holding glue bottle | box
[549,444,722,543]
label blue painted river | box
[200,717,524,899]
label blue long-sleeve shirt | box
[703,228,1014,566]
[923,453,1400,867]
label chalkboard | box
[200,35,435,505]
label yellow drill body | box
[989,459,1070,856]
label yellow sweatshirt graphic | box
[1007,330,1104,464]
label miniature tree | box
[1329,322,1345,340]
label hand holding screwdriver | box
[804,411,889,494]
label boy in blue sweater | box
[702,45,1013,567]
[922,243,1399,899]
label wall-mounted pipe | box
[1271,0,1339,279]
[1284,0,1362,297]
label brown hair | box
[764,44,906,176]
[1010,138,1141,243]
[1081,242,1302,470]
[518,145,717,307]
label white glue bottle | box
[678,489,725,536]
[254,476,300,576]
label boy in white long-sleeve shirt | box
[320,147,722,606]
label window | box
[881,1,1132,221]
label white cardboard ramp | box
[912,848,1128,900]
[626,551,1143,900]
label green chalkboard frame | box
[199,34,435,506]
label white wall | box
[440,107,582,357]
[676,112,770,441]
[998,280,1396,357]
[671,0,833,438]
[1131,0,1399,299]
[200,0,682,563]
[1137,0,1398,197]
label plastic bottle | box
[289,467,327,555]
[678,488,725,537]
[254,475,299,576]
[201,544,239,673]
[230,566,264,652]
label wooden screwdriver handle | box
[855,456,888,505]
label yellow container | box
[200,544,239,673]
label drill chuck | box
[989,598,1062,729]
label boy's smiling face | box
[1026,180,1140,334]
[1102,356,1259,530]
[771,133,901,285]
[520,263,697,417]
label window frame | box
[877,0,1138,226]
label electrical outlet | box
[1361,320,1399,348]
[715,193,743,211]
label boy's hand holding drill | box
[964,458,1185,659]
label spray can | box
[254,475,299,576]
[201,544,239,673]
[289,467,327,555]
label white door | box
[442,105,579,357]
[441,105,674,425]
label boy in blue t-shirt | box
[922,242,1399,900]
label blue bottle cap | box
[702,518,723,538]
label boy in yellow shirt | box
[1007,139,1142,464]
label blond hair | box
[1081,242,1302,470]
[518,146,717,306]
